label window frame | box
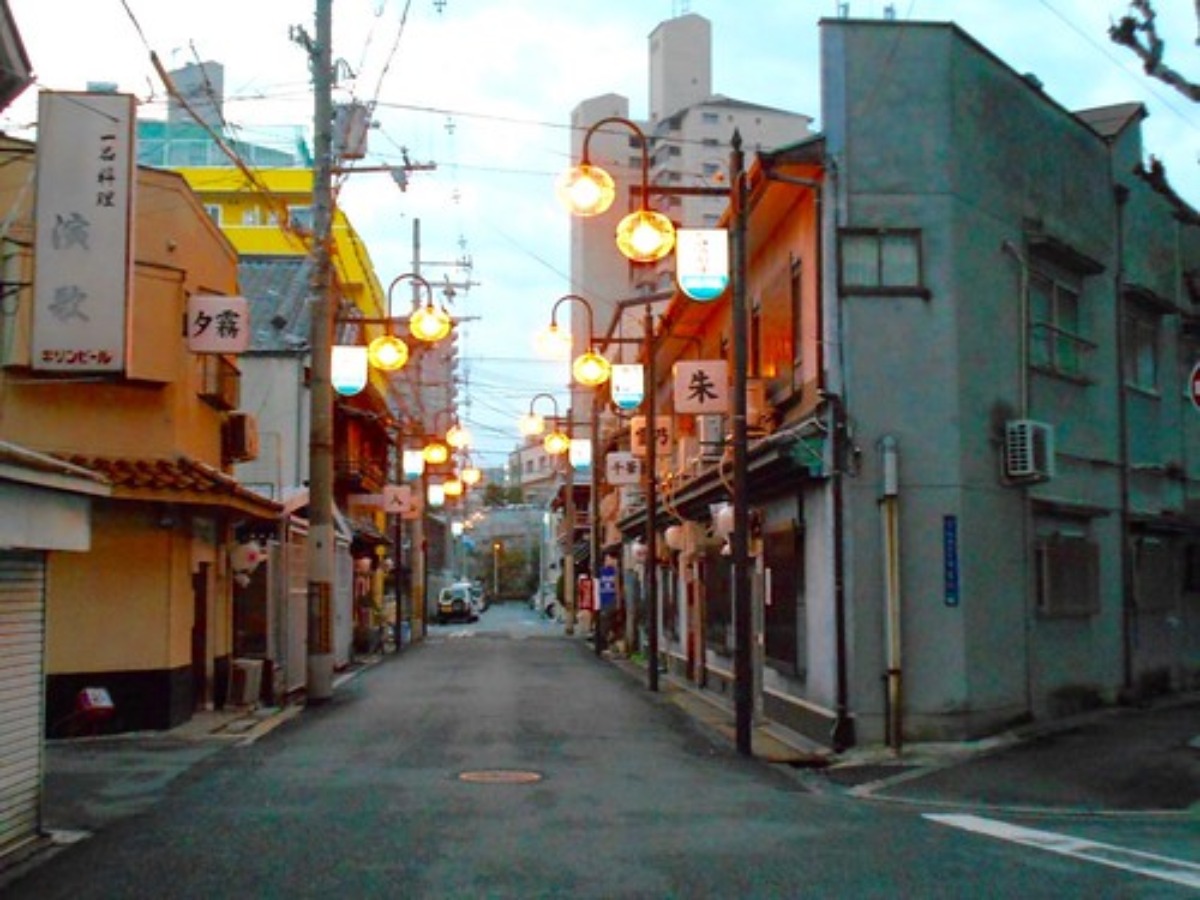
[837,228,928,297]
[1028,266,1095,382]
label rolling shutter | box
[0,550,47,857]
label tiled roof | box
[57,454,282,519]
[239,257,313,352]
[0,440,111,495]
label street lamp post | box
[560,116,753,750]
[521,393,574,630]
[544,294,614,654]
[306,0,336,702]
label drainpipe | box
[1113,182,1134,695]
[879,435,902,754]
[828,392,854,752]
[1001,239,1038,717]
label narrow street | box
[6,604,1195,899]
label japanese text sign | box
[605,451,644,485]
[630,415,672,458]
[673,360,728,414]
[33,92,135,373]
[187,295,250,354]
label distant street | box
[7,603,1198,899]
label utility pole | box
[303,0,335,701]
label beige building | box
[0,120,278,737]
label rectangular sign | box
[33,91,136,372]
[673,359,728,414]
[630,415,672,458]
[187,294,250,354]
[605,451,644,485]
[943,515,960,607]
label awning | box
[617,419,827,534]
[57,454,282,520]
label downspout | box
[1001,239,1035,715]
[879,435,902,753]
[1113,182,1134,695]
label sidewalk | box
[608,652,1200,816]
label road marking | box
[926,814,1200,890]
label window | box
[1035,527,1100,617]
[204,205,221,226]
[1133,536,1179,612]
[702,547,732,654]
[1030,269,1094,379]
[790,258,803,370]
[702,112,720,125]
[764,523,803,674]
[1123,305,1160,393]
[197,354,241,411]
[839,229,923,294]
[240,207,263,227]
[289,206,314,233]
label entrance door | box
[191,563,209,710]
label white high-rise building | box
[564,13,814,423]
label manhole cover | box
[458,769,543,785]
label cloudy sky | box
[3,0,1198,468]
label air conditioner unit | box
[229,658,263,708]
[1004,420,1055,482]
[697,414,725,461]
[224,412,260,464]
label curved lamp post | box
[559,116,754,753]
[522,393,570,456]
[547,294,612,388]
[557,116,676,264]
[332,272,454,396]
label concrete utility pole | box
[304,0,335,701]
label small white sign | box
[187,294,250,353]
[631,415,672,458]
[605,451,644,485]
[676,228,729,302]
[673,359,728,413]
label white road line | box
[926,814,1200,891]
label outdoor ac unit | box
[229,658,263,707]
[697,414,725,461]
[224,412,260,464]
[1004,419,1055,482]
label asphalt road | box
[7,604,1198,898]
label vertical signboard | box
[33,92,136,373]
[676,228,729,301]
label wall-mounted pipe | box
[879,435,902,753]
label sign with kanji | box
[605,451,644,485]
[676,228,729,302]
[384,483,420,519]
[630,415,672,458]
[610,364,644,410]
[187,295,250,353]
[673,359,728,413]
[33,92,136,373]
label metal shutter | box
[0,550,47,857]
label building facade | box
[611,18,1200,749]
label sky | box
[3,0,1198,470]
